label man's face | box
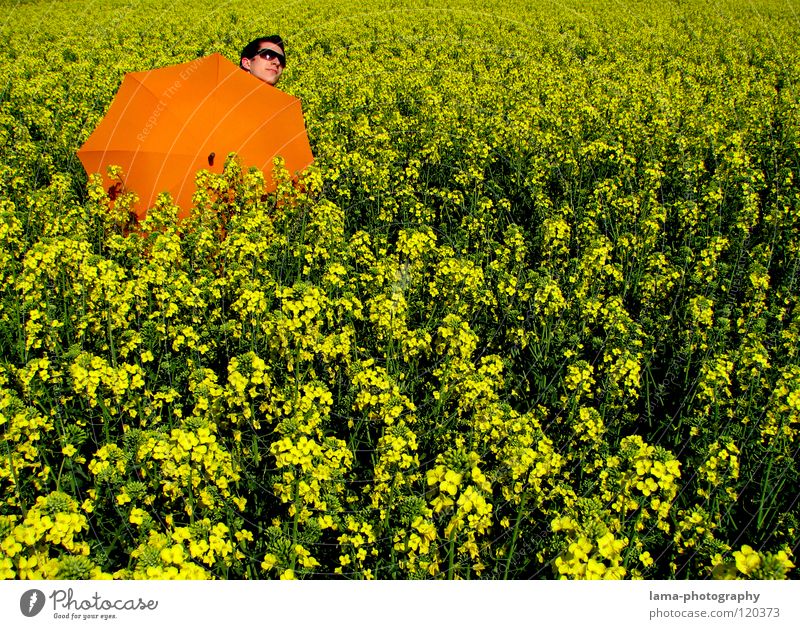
[241,41,285,86]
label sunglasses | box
[254,48,286,66]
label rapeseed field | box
[1,0,798,579]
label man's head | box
[240,35,286,86]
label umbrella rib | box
[128,72,174,106]
[168,75,303,202]
[81,72,172,172]
[271,127,315,168]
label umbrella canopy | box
[78,53,314,221]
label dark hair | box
[240,35,285,68]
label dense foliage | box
[1,0,799,579]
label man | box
[240,35,286,86]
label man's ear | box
[241,57,252,70]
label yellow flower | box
[261,553,278,571]
[129,508,147,525]
[597,533,625,561]
[733,545,761,576]
[775,550,795,571]
[440,470,462,496]
[160,545,185,565]
[0,557,15,579]
[586,558,606,579]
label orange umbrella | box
[78,53,314,221]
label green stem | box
[3,439,27,517]
[447,528,456,579]
[503,494,527,579]
[290,479,300,574]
